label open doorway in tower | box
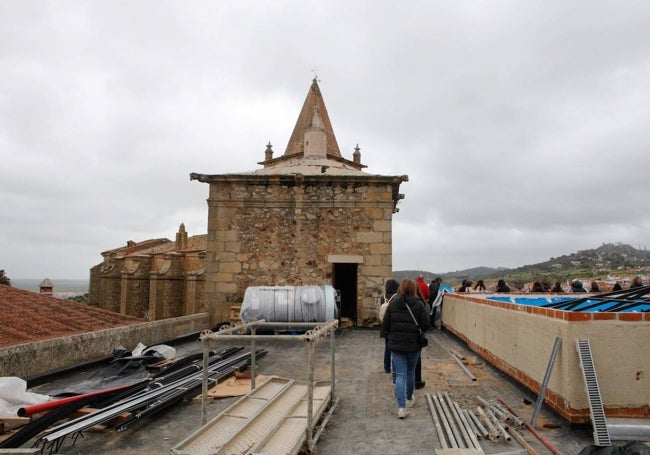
[332,263,358,325]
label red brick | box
[593,312,617,320]
[618,312,643,322]
[567,311,592,321]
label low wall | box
[0,313,210,378]
[442,294,650,423]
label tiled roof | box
[181,234,207,252]
[101,238,171,256]
[0,285,144,348]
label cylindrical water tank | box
[240,285,339,324]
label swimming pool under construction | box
[441,286,650,424]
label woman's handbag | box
[404,300,429,348]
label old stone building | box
[89,224,206,320]
[191,79,407,326]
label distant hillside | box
[395,243,650,286]
[393,267,508,283]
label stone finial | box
[176,223,188,250]
[265,142,273,161]
[353,144,361,164]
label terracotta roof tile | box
[0,285,144,348]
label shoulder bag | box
[404,299,428,348]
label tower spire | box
[284,79,341,157]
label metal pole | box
[463,409,481,440]
[508,426,542,455]
[451,353,477,381]
[201,339,209,425]
[498,397,564,455]
[444,393,474,448]
[306,338,316,453]
[487,407,511,441]
[454,402,482,450]
[468,408,489,438]
[250,326,257,390]
[439,392,466,447]
[531,336,562,427]
[432,393,458,448]
[476,406,498,441]
[426,393,449,449]
[330,324,336,403]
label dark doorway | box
[333,263,357,323]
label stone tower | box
[191,79,408,326]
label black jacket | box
[380,294,430,353]
[427,281,440,304]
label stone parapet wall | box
[442,294,650,422]
[0,313,210,378]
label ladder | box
[575,338,611,446]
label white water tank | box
[240,285,339,323]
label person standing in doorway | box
[381,279,430,419]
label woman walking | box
[380,279,430,419]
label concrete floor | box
[17,327,603,454]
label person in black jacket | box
[380,279,430,419]
[379,279,400,374]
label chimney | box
[39,278,54,296]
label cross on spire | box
[311,68,320,83]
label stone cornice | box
[190,172,407,185]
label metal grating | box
[576,338,611,446]
[172,378,332,455]
[250,383,331,454]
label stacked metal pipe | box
[35,347,265,453]
[426,392,481,451]
[428,392,544,454]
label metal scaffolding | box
[198,319,339,454]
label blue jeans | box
[391,350,420,408]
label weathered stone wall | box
[89,263,122,313]
[0,313,210,378]
[204,175,396,325]
[90,250,206,321]
[121,256,152,318]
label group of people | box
[453,277,646,294]
[379,275,441,419]
[457,279,488,293]
[532,276,645,293]
[377,273,646,420]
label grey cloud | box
[1,1,649,278]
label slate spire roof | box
[252,79,367,175]
[284,78,342,158]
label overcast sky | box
[2,1,650,280]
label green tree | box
[0,269,11,286]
